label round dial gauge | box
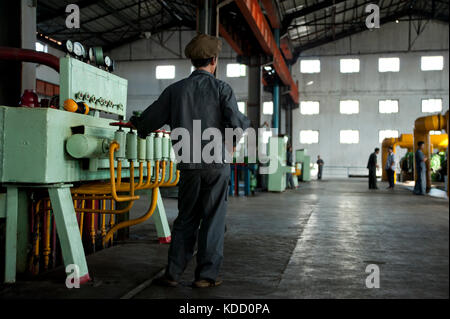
[65,40,73,53]
[89,47,95,62]
[73,42,84,57]
[104,56,111,67]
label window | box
[156,65,175,79]
[237,102,246,114]
[35,42,48,53]
[300,59,320,73]
[378,57,400,72]
[421,56,444,71]
[226,63,246,77]
[299,130,319,144]
[422,99,443,113]
[340,100,359,114]
[263,101,273,115]
[300,101,320,115]
[430,130,442,135]
[340,58,360,73]
[340,130,359,144]
[379,100,399,114]
[379,130,399,143]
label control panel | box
[59,56,127,117]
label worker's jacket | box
[130,69,251,169]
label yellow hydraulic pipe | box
[137,161,144,188]
[79,199,85,238]
[413,113,448,192]
[90,200,96,251]
[108,142,139,202]
[117,160,122,188]
[43,200,51,271]
[102,187,159,245]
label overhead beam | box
[37,0,102,23]
[260,0,281,28]
[281,0,347,34]
[292,9,415,58]
[235,0,299,104]
[219,23,245,56]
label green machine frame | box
[0,57,173,283]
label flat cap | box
[185,34,222,59]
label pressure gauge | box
[65,40,73,53]
[88,47,95,63]
[104,56,111,67]
[88,47,104,65]
[73,42,84,57]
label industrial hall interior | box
[0,0,448,301]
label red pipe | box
[0,46,59,72]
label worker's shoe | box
[192,278,223,288]
[152,275,178,287]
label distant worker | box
[385,146,395,189]
[367,148,380,189]
[286,144,295,189]
[316,155,324,180]
[130,34,250,288]
[413,141,427,195]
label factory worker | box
[413,141,427,195]
[367,147,380,189]
[129,33,250,288]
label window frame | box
[339,58,360,73]
[378,99,400,114]
[339,130,360,144]
[339,100,360,115]
[299,130,320,144]
[378,57,400,73]
[300,101,320,115]
[421,98,443,113]
[155,65,176,79]
[420,56,444,71]
[378,129,399,143]
[226,63,246,77]
[300,59,321,74]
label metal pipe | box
[0,46,60,72]
[103,187,159,245]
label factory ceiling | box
[37,0,449,60]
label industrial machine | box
[296,149,311,182]
[0,48,179,284]
[267,136,294,192]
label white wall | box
[292,21,449,173]
[108,30,271,119]
[36,44,65,85]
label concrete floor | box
[0,179,448,299]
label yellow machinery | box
[382,133,448,184]
[413,111,449,194]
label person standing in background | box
[413,141,427,195]
[367,148,380,189]
[316,155,324,180]
[385,146,395,189]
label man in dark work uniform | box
[367,147,380,189]
[129,34,250,288]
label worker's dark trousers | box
[368,168,377,189]
[318,167,323,180]
[386,168,395,188]
[165,165,230,282]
